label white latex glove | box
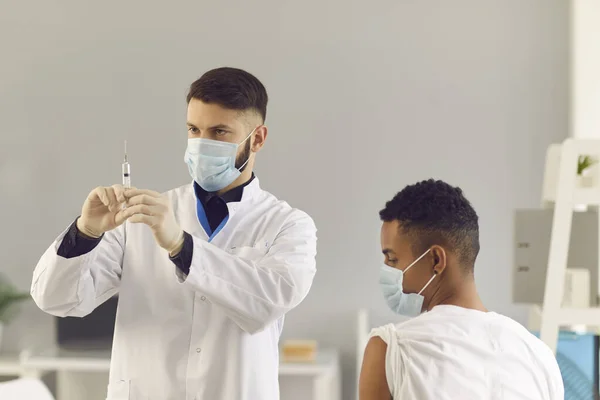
[77,184,128,238]
[122,188,184,255]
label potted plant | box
[0,277,30,350]
[577,155,597,187]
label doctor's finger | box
[121,204,157,219]
[114,209,129,227]
[111,184,132,203]
[91,187,110,207]
[128,213,157,227]
[124,188,161,199]
[105,188,120,212]
[126,194,161,207]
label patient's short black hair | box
[380,179,480,272]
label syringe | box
[122,140,131,188]
[122,140,130,243]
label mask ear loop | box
[237,154,252,172]
[418,270,438,295]
[404,248,431,274]
[236,126,259,172]
[239,126,257,146]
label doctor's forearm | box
[57,218,104,258]
[178,237,315,333]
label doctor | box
[31,67,317,400]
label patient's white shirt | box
[369,305,564,400]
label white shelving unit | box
[539,138,600,352]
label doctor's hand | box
[122,189,185,255]
[77,185,128,238]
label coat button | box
[200,296,206,301]
[196,348,201,353]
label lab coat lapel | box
[227,178,261,219]
[177,183,208,240]
[175,179,262,241]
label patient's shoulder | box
[368,323,398,344]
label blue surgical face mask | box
[379,249,437,318]
[184,128,255,192]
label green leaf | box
[577,155,597,175]
[0,277,30,323]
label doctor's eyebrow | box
[186,123,234,132]
[207,124,234,132]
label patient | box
[359,179,564,400]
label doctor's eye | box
[215,129,227,136]
[188,127,199,134]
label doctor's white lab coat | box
[31,179,317,400]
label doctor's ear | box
[430,246,447,275]
[251,125,268,152]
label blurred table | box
[0,354,22,378]
[20,347,110,400]
[9,346,340,400]
[280,348,341,400]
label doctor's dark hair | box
[187,67,268,122]
[380,179,480,272]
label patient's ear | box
[431,245,447,275]
[359,336,392,400]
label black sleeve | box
[57,218,104,259]
[169,231,194,276]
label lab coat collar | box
[238,177,260,203]
[187,176,261,207]
[226,178,260,218]
[183,177,261,239]
[193,174,255,206]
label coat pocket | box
[106,379,130,400]
[230,245,268,262]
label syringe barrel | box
[122,163,131,188]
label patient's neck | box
[427,273,487,312]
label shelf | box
[12,347,339,376]
[22,348,111,372]
[573,188,600,205]
[558,307,600,326]
[567,139,600,154]
[279,349,339,376]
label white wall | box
[0,1,569,398]
[571,0,600,139]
